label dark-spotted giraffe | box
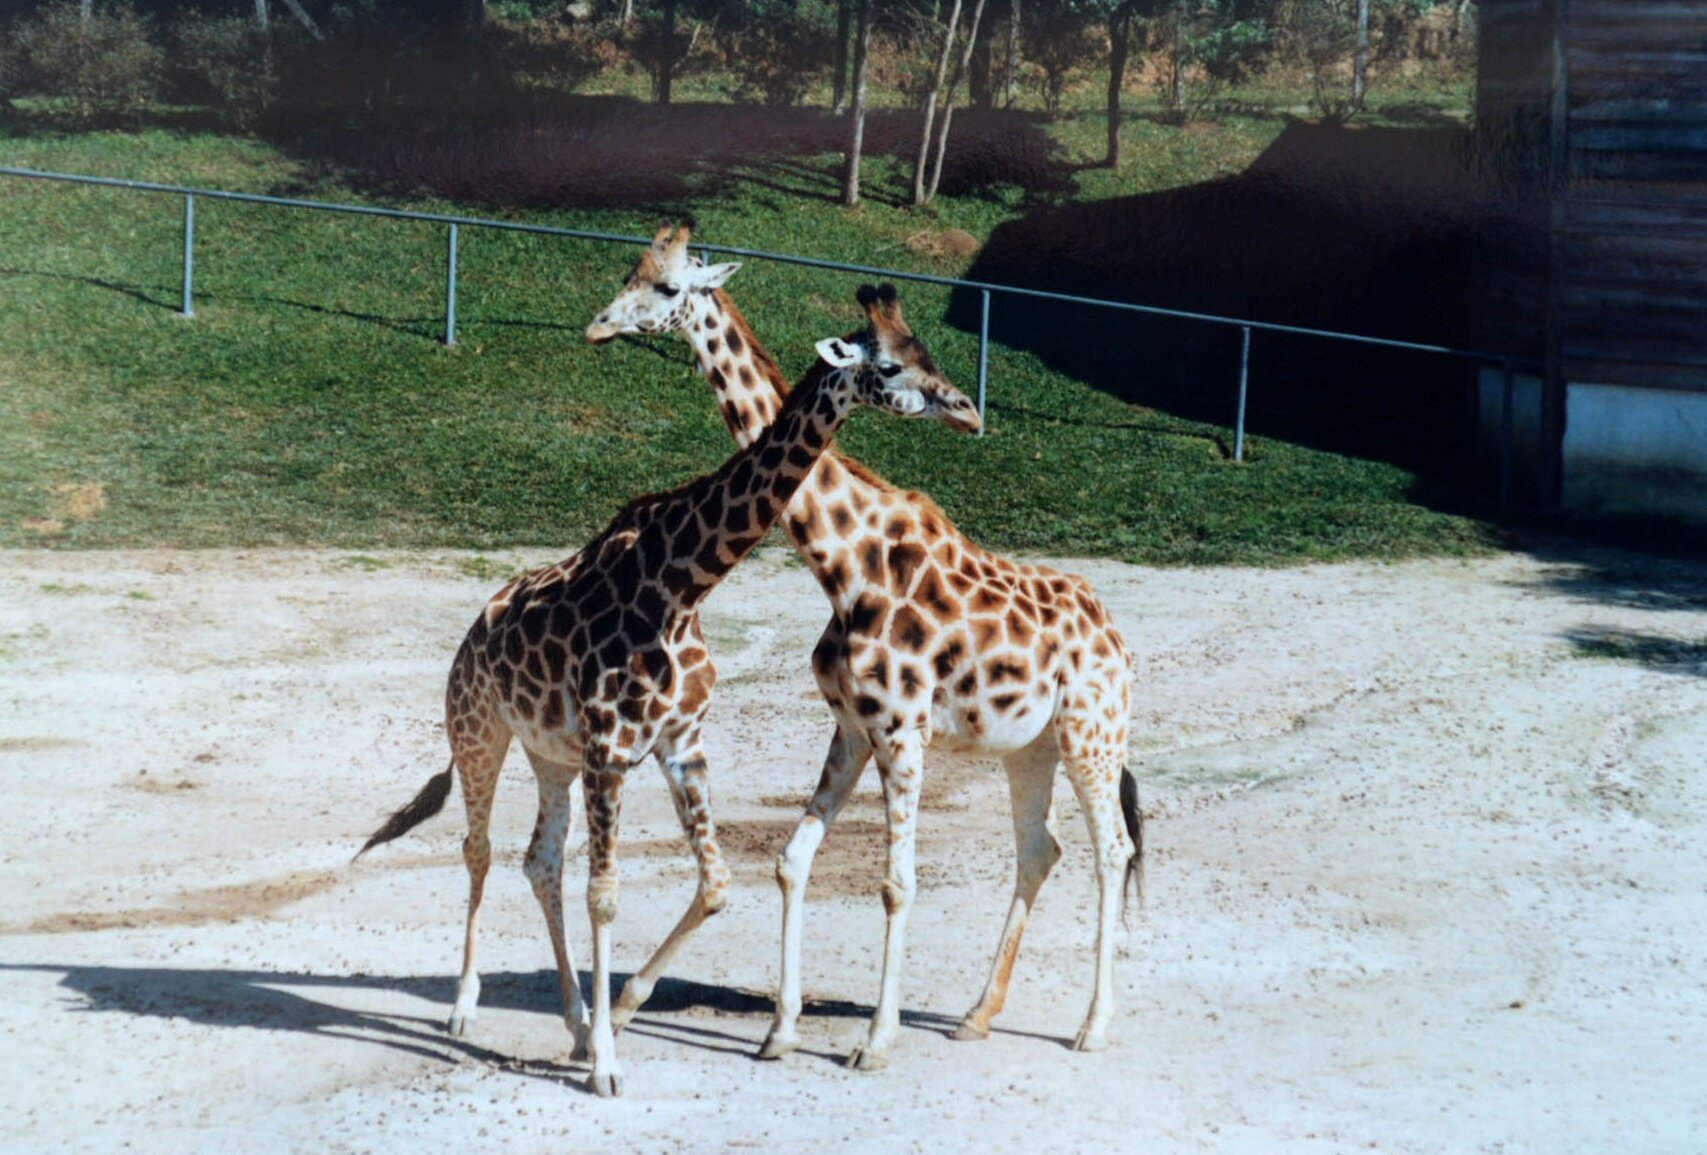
[360,289,980,1096]
[587,223,1145,1070]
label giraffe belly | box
[503,705,585,766]
[930,690,1054,754]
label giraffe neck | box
[681,289,967,614]
[658,360,861,612]
[683,290,787,445]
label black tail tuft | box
[1119,768,1146,918]
[354,761,455,862]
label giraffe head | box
[815,284,982,433]
[584,219,741,344]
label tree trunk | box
[1105,6,1133,168]
[1353,0,1370,108]
[1170,0,1187,117]
[969,2,995,109]
[832,0,853,113]
[79,0,92,23]
[621,0,635,27]
[1003,0,1021,109]
[923,0,989,205]
[277,0,324,40]
[841,0,875,205]
[912,0,965,206]
[253,0,269,32]
[657,0,679,106]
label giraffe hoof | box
[950,1021,990,1042]
[447,1010,476,1038]
[610,1007,635,1036]
[1071,1027,1109,1053]
[757,1031,799,1061]
[846,1045,889,1072]
[588,1070,623,1098]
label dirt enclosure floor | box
[1,546,1704,1154]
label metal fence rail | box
[0,164,1538,497]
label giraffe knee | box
[775,819,824,892]
[880,878,913,916]
[588,878,619,925]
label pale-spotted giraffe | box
[359,289,980,1096]
[587,223,1144,1070]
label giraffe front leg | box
[955,736,1063,1042]
[582,759,628,1097]
[611,740,731,1032]
[760,724,872,1061]
[848,730,925,1073]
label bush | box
[172,14,295,129]
[720,13,836,107]
[3,1,163,127]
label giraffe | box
[359,287,981,1097]
[587,222,1145,1070]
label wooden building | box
[1474,0,1707,522]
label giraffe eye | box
[656,284,680,298]
[878,363,903,378]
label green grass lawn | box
[0,121,1496,565]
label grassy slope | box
[0,96,1495,565]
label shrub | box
[4,1,163,127]
[720,13,836,107]
[172,14,295,129]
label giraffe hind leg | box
[521,746,591,1060]
[954,733,1062,1042]
[447,706,511,1039]
[1057,713,1135,1054]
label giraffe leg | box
[847,729,925,1072]
[447,710,511,1039]
[759,724,873,1061]
[1059,726,1135,1054]
[581,754,628,1097]
[611,738,732,1031]
[520,747,591,1061]
[953,733,1063,1042]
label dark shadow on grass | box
[951,120,1484,487]
[988,400,1233,458]
[260,101,1073,214]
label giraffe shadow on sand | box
[5,962,1041,1076]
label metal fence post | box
[1234,325,1251,461]
[444,223,459,347]
[1499,357,1515,511]
[179,194,195,318]
[976,289,991,435]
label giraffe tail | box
[1119,768,1146,919]
[353,759,456,862]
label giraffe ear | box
[686,262,742,291]
[815,337,862,368]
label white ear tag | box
[815,337,861,368]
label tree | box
[913,0,991,206]
[841,0,874,204]
[831,0,852,112]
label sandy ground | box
[1,544,1704,1154]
